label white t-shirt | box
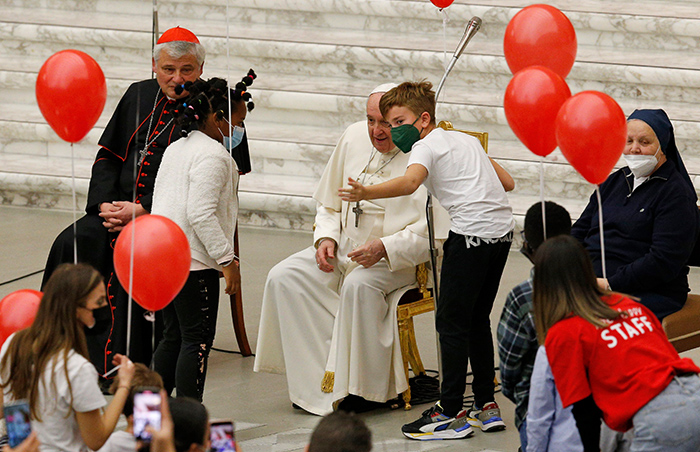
[1,334,107,452]
[97,430,135,452]
[407,128,514,238]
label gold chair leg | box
[398,317,413,410]
[405,318,425,376]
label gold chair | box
[397,121,488,409]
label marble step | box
[3,7,700,80]
[5,0,700,53]
[0,156,593,233]
[7,61,700,125]
[4,115,700,207]
[5,83,700,170]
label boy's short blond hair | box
[379,80,436,125]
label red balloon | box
[0,289,42,347]
[36,50,107,143]
[430,0,454,8]
[555,91,627,185]
[504,66,571,157]
[504,4,577,78]
[113,215,191,311]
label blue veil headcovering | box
[627,109,695,199]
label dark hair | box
[308,411,372,452]
[523,201,572,253]
[533,235,623,344]
[173,70,256,135]
[0,263,102,420]
[109,363,164,417]
[169,397,209,452]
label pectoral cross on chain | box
[352,201,363,227]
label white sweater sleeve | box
[187,151,234,262]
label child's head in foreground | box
[110,363,165,419]
[306,411,372,452]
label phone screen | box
[4,400,32,448]
[210,421,236,452]
[132,389,162,442]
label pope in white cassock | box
[253,84,450,415]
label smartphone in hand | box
[210,421,236,452]
[4,400,32,448]
[132,387,162,442]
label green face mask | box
[390,116,422,153]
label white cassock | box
[253,121,449,415]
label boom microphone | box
[435,16,482,101]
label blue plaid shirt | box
[497,277,538,429]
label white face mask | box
[623,146,661,178]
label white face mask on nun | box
[624,146,661,178]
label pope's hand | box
[316,239,336,273]
[338,178,366,202]
[348,239,386,268]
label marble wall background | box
[1,0,699,233]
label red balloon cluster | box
[504,4,577,78]
[504,66,571,157]
[36,50,107,143]
[503,4,626,184]
[556,92,627,184]
[113,215,191,312]
[0,289,42,347]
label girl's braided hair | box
[172,69,256,137]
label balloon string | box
[226,0,232,148]
[539,157,546,240]
[596,185,607,279]
[126,82,143,359]
[441,8,448,70]
[71,142,78,264]
[226,0,239,274]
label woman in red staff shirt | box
[532,235,700,452]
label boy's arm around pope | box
[339,164,428,202]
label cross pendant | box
[137,147,148,166]
[352,202,363,227]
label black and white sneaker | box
[401,402,474,440]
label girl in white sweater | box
[151,74,255,401]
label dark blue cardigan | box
[572,161,699,304]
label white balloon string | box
[539,157,546,240]
[226,0,239,279]
[126,81,143,359]
[226,0,232,148]
[441,9,448,70]
[596,185,607,279]
[71,142,77,264]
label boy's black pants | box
[437,230,511,416]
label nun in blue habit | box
[571,108,700,320]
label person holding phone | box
[98,364,164,452]
[1,432,39,452]
[209,421,236,452]
[0,263,135,452]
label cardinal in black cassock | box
[42,27,250,377]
